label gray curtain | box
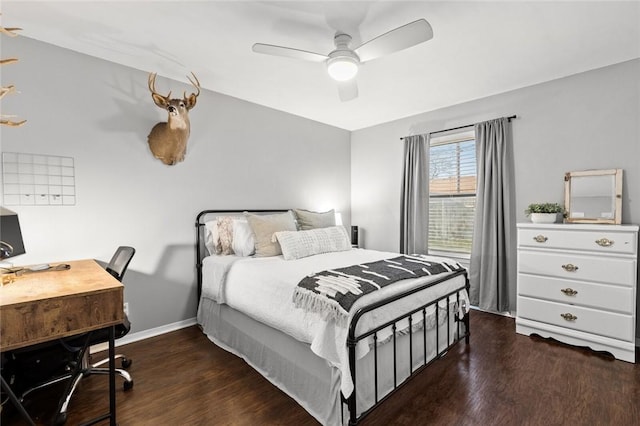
[400,134,429,254]
[469,118,516,312]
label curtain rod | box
[400,115,517,140]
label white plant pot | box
[530,213,557,223]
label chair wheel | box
[123,380,134,391]
[54,411,67,425]
[121,357,132,369]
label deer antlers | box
[0,85,25,126]
[1,13,25,127]
[184,72,201,102]
[148,72,200,108]
[148,72,171,103]
[0,23,21,37]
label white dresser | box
[516,223,638,362]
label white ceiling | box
[3,1,640,131]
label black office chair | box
[4,246,136,425]
[87,245,136,377]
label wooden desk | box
[0,259,124,425]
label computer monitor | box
[0,207,25,260]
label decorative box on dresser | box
[516,223,638,362]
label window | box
[428,129,476,257]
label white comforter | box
[200,248,468,397]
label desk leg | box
[1,376,36,426]
[108,325,116,426]
[77,328,117,426]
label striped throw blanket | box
[292,255,464,325]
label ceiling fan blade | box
[337,79,358,102]
[354,19,433,63]
[252,43,328,63]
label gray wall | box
[3,35,638,339]
[351,59,640,333]
[1,36,351,334]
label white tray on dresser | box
[516,223,638,362]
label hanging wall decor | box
[0,13,26,127]
[146,72,200,165]
[2,152,76,205]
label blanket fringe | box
[293,286,349,327]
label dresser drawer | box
[517,296,634,342]
[519,227,637,255]
[518,251,636,287]
[517,274,634,314]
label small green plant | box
[525,202,563,216]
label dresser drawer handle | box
[561,263,579,272]
[560,288,578,296]
[595,238,614,247]
[560,313,578,321]
[533,235,548,243]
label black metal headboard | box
[195,209,289,300]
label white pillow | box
[274,226,351,260]
[232,219,255,257]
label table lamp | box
[0,207,25,261]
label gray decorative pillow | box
[294,208,336,230]
[245,211,297,257]
[274,226,351,260]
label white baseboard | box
[469,305,515,318]
[90,317,197,354]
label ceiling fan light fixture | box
[327,56,359,81]
[253,19,433,100]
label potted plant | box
[525,202,563,223]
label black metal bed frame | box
[345,271,469,424]
[195,209,470,425]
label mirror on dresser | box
[564,169,622,224]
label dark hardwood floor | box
[3,310,639,425]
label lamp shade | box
[334,212,343,226]
[0,207,25,260]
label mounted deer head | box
[147,72,200,165]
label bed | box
[195,209,470,425]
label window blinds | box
[428,134,476,255]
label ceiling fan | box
[252,19,433,102]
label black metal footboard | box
[344,269,470,425]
